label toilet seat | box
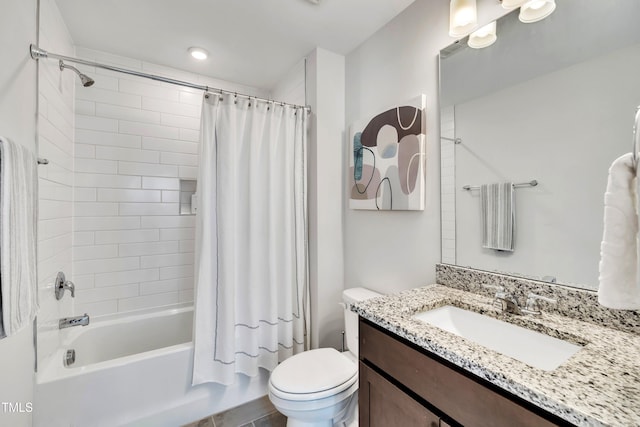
[269,348,358,401]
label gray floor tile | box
[213,396,277,427]
[252,412,286,427]
[182,416,216,427]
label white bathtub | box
[34,305,269,427]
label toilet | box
[268,287,382,427]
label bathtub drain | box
[64,349,76,367]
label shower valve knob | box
[55,271,75,300]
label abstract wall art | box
[349,94,426,210]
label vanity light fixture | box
[449,0,478,37]
[468,21,497,49]
[188,47,208,61]
[519,0,556,23]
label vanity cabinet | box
[358,319,567,427]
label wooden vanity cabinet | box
[358,319,569,427]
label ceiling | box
[54,0,416,90]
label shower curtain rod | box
[29,44,311,112]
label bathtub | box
[34,305,269,427]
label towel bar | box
[632,105,640,169]
[463,180,538,191]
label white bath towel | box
[480,182,515,252]
[0,136,38,338]
[598,153,640,310]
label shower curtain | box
[193,93,309,386]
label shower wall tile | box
[76,87,142,108]
[69,48,269,317]
[118,120,181,139]
[119,79,180,101]
[74,300,118,318]
[118,202,179,216]
[37,0,76,372]
[95,229,160,244]
[70,52,197,316]
[142,176,180,190]
[95,146,160,163]
[95,103,162,124]
[97,188,162,203]
[94,268,160,287]
[118,161,178,177]
[75,284,140,304]
[117,292,180,313]
[142,137,198,154]
[118,241,179,257]
[75,129,142,148]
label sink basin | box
[413,305,582,371]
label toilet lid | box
[270,348,357,397]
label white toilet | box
[268,287,381,427]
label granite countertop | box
[352,284,640,427]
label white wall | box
[70,47,269,316]
[271,59,306,106]
[36,0,76,373]
[0,1,37,425]
[454,43,640,288]
[306,48,346,349]
[344,0,506,294]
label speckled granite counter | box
[352,284,640,427]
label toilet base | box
[279,393,358,427]
[286,419,333,427]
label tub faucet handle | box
[55,271,75,300]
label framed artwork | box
[349,94,426,210]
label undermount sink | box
[413,305,582,371]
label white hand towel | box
[0,136,38,338]
[598,152,640,310]
[480,182,515,252]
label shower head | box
[59,60,95,87]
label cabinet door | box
[360,362,440,427]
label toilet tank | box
[342,287,382,357]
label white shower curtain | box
[193,93,309,386]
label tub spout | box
[59,314,90,329]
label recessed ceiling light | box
[189,47,208,61]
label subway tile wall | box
[37,0,76,368]
[440,106,456,265]
[71,47,268,316]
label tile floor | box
[183,396,286,427]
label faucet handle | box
[66,280,75,298]
[523,293,557,315]
[55,271,75,300]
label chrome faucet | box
[493,291,522,315]
[59,314,90,329]
[55,271,75,300]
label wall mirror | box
[439,0,640,290]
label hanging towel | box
[480,182,515,252]
[0,137,38,338]
[598,153,640,310]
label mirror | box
[439,0,640,290]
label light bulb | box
[188,47,208,61]
[519,0,556,23]
[449,0,478,37]
[468,21,497,49]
